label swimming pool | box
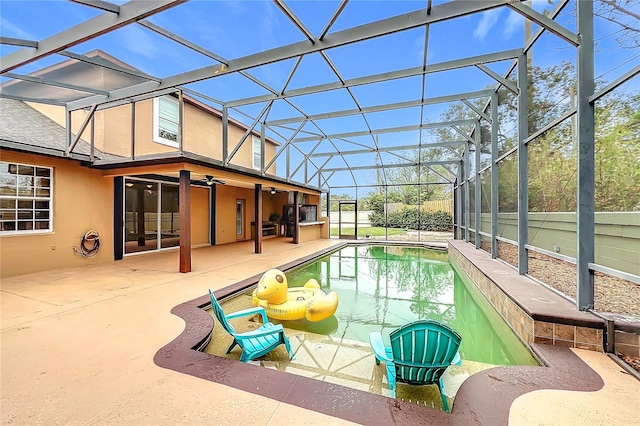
[204,244,537,407]
[284,244,538,367]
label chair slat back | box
[208,290,236,335]
[389,319,461,384]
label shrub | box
[369,209,452,231]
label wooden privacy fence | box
[385,199,453,215]
[422,199,453,215]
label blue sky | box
[1,1,636,106]
[1,0,638,186]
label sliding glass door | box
[124,179,180,254]
[160,184,180,248]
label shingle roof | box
[0,98,117,160]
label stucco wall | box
[215,185,255,244]
[191,186,210,246]
[0,150,114,278]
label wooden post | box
[293,191,300,244]
[179,170,191,273]
[255,184,262,254]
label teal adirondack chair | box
[369,319,462,412]
[209,290,294,362]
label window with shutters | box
[152,96,179,147]
[252,136,262,170]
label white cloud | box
[118,25,159,59]
[504,10,523,38]
[0,16,35,40]
[473,9,502,40]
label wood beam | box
[293,191,300,244]
[255,184,263,254]
[179,170,191,273]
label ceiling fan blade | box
[202,175,225,185]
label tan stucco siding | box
[0,150,114,278]
[226,124,255,170]
[191,186,210,246]
[184,105,219,159]
[24,100,279,174]
[299,223,325,243]
[262,192,279,222]
[306,193,319,206]
[265,142,276,175]
[215,185,255,244]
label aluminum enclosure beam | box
[70,0,121,14]
[68,104,98,155]
[319,1,349,40]
[517,54,529,275]
[322,160,457,173]
[490,94,498,258]
[474,121,481,249]
[464,143,470,241]
[230,49,521,108]
[507,1,579,46]
[292,119,476,143]
[3,72,110,96]
[475,64,518,95]
[461,99,491,123]
[309,141,466,157]
[67,1,514,110]
[576,0,595,310]
[589,64,640,104]
[267,89,494,126]
[0,37,38,48]
[1,0,186,73]
[274,0,316,43]
[58,50,161,82]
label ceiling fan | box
[268,187,286,195]
[202,175,226,186]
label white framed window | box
[153,96,179,147]
[0,161,52,234]
[252,135,262,170]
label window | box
[0,162,52,233]
[252,135,261,170]
[153,96,179,147]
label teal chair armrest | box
[451,350,462,366]
[236,325,285,340]
[225,306,269,324]
[369,332,393,363]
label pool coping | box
[154,241,605,425]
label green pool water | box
[281,244,538,367]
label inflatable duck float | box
[252,269,338,322]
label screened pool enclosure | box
[1,0,638,315]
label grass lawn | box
[329,226,406,237]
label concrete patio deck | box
[1,238,639,425]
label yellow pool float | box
[252,269,339,322]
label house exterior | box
[0,52,327,278]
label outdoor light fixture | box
[125,182,134,188]
[270,187,277,195]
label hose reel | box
[73,229,100,258]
